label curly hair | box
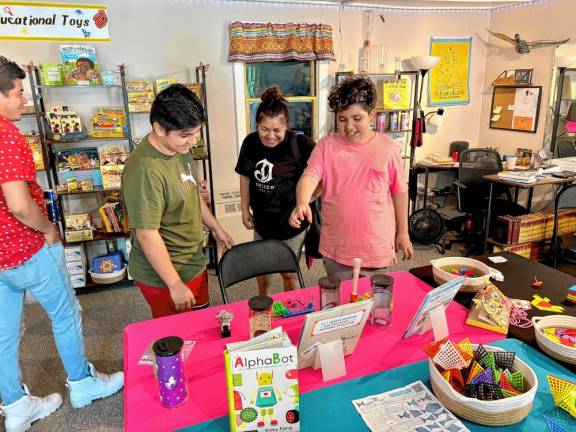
[328,76,376,113]
[256,86,289,124]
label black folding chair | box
[217,239,305,304]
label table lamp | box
[426,107,445,128]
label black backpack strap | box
[290,133,303,170]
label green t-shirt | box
[122,135,205,287]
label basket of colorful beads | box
[533,315,576,365]
[424,338,538,426]
[430,257,496,292]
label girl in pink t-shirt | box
[289,76,413,278]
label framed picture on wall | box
[514,69,533,85]
[490,85,542,133]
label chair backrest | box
[556,138,576,158]
[449,141,469,156]
[457,149,503,212]
[217,239,305,303]
[458,148,502,186]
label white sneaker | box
[0,385,63,432]
[66,363,124,409]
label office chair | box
[450,149,525,255]
[552,185,576,268]
[430,141,471,209]
[217,239,305,304]
[556,138,576,158]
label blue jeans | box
[0,242,89,405]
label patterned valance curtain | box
[228,21,336,62]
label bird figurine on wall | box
[485,28,569,54]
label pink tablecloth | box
[123,271,505,432]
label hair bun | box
[260,86,284,102]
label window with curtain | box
[229,21,335,140]
[245,61,316,138]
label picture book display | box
[60,45,102,86]
[297,299,373,369]
[39,63,64,86]
[224,328,300,432]
[403,277,465,339]
[64,213,93,242]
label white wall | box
[1,0,497,196]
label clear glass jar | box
[370,274,394,327]
[248,295,273,338]
[318,276,341,310]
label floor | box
[1,242,467,431]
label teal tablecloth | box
[180,339,575,432]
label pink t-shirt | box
[304,132,407,268]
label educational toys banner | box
[428,37,472,106]
[0,2,109,41]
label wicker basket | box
[429,345,538,426]
[533,315,576,365]
[430,257,494,292]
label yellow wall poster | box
[382,79,410,110]
[429,37,471,106]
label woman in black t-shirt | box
[235,87,315,295]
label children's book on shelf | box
[382,79,410,110]
[60,45,102,86]
[24,133,44,170]
[224,328,300,432]
[155,78,177,93]
[184,82,203,100]
[39,64,64,86]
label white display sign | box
[311,311,364,336]
[0,2,110,41]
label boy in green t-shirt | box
[122,84,233,318]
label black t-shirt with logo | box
[235,131,315,240]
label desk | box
[413,162,458,211]
[181,339,576,432]
[123,272,504,432]
[482,173,575,253]
[409,252,576,371]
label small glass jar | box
[248,295,273,338]
[318,276,341,310]
[370,274,394,327]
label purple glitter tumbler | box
[153,336,188,408]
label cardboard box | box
[64,244,86,263]
[70,273,86,288]
[66,261,86,275]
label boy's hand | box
[168,280,196,312]
[289,204,312,228]
[213,228,234,254]
[395,233,414,261]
